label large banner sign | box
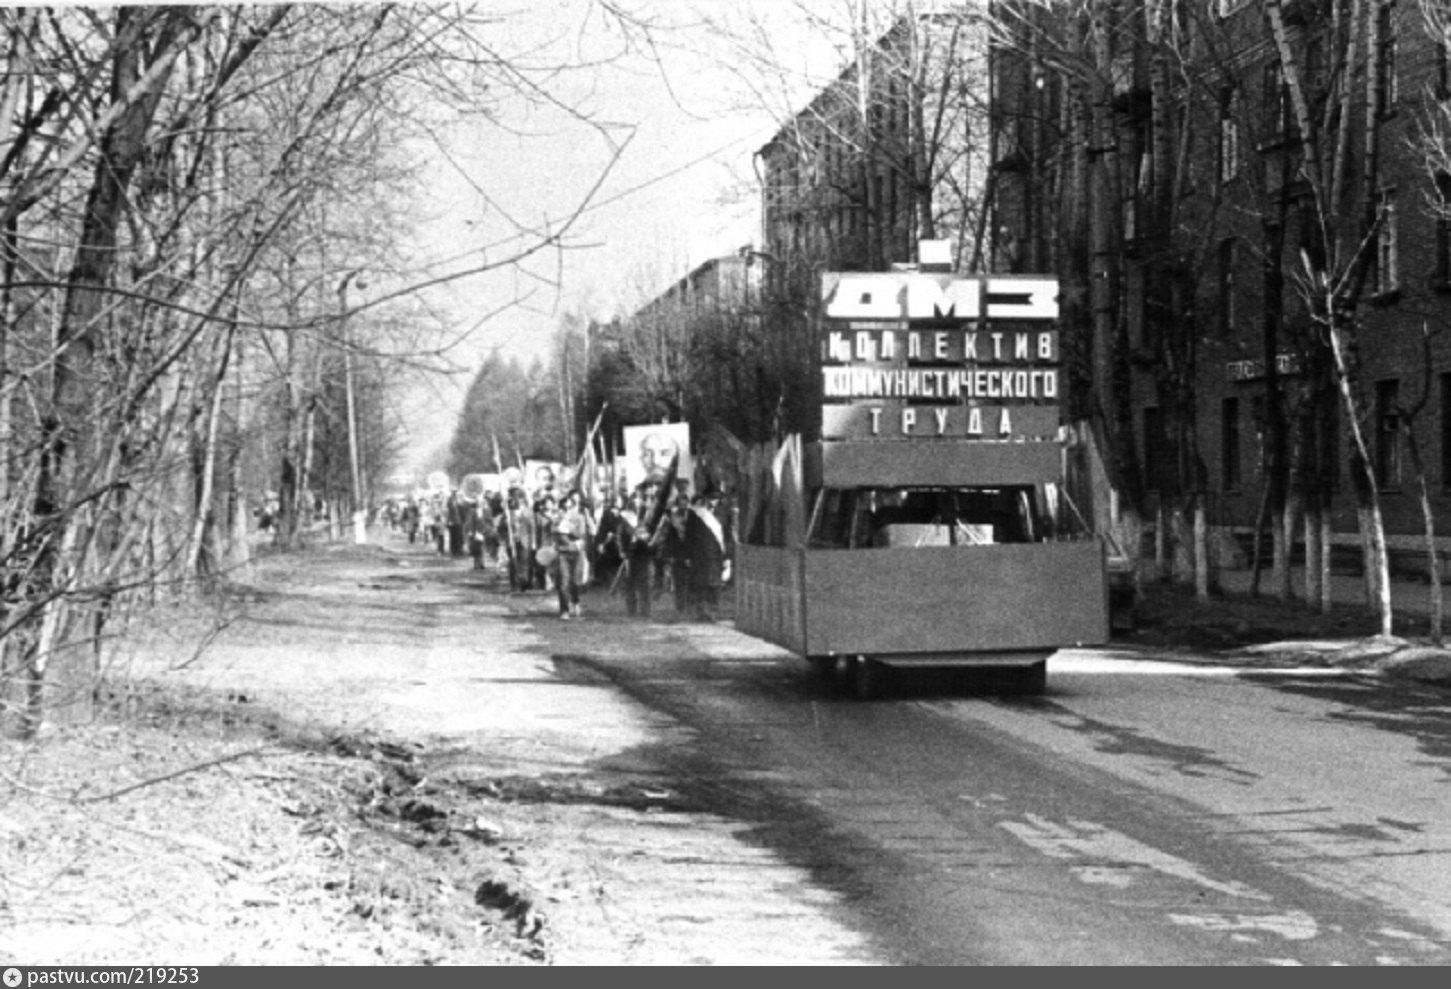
[819,273,1060,441]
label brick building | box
[603,6,994,446]
[756,8,990,280]
[990,0,1451,565]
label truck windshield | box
[808,486,1047,549]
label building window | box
[1374,190,1399,295]
[1170,0,1191,49]
[1305,34,1326,96]
[1219,110,1240,182]
[1263,62,1285,141]
[1437,34,1450,100]
[1377,1,1398,116]
[1218,237,1237,335]
[1437,173,1451,286]
[1250,395,1266,475]
[1176,104,1194,191]
[1442,373,1451,490]
[1144,406,1165,493]
[1324,394,1341,493]
[1222,396,1242,492]
[1376,378,1402,489]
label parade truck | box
[734,258,1110,699]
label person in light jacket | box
[552,491,589,619]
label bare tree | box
[1263,0,1399,632]
[0,3,642,739]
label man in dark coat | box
[683,488,728,621]
[591,490,624,588]
[446,490,466,557]
[619,483,658,618]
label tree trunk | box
[1303,502,1323,608]
[20,8,196,734]
[185,323,235,583]
[1194,499,1210,602]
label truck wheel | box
[1008,661,1047,696]
[852,655,886,700]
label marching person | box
[684,486,729,621]
[659,491,692,617]
[619,482,658,618]
[465,494,494,570]
[591,489,624,588]
[446,489,466,558]
[505,487,534,591]
[552,490,589,619]
[533,493,558,590]
[402,495,421,545]
[428,494,447,554]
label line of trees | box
[524,0,1451,645]
[0,3,642,738]
[986,0,1451,639]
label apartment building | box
[991,0,1451,563]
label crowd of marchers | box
[379,473,734,623]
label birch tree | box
[1263,0,1399,631]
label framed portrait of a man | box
[622,423,691,494]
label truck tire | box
[852,655,886,700]
[1008,660,1047,695]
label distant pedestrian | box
[684,487,728,621]
[592,490,624,588]
[506,490,535,590]
[402,496,421,544]
[465,496,494,570]
[552,491,588,619]
[446,490,466,557]
[659,493,691,616]
[620,483,657,618]
[533,494,557,590]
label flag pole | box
[571,403,609,488]
[492,432,517,583]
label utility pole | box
[338,270,367,544]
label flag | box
[579,441,598,505]
[491,432,517,575]
[642,452,678,541]
[779,434,805,550]
[570,404,608,502]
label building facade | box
[757,7,993,281]
[990,0,1451,564]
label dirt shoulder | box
[0,541,870,966]
[2,545,550,964]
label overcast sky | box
[388,0,855,471]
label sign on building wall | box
[1225,353,1302,383]
[819,273,1061,441]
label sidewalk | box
[1198,564,1451,685]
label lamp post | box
[337,270,367,544]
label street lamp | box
[337,269,367,545]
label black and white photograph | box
[4,0,1451,968]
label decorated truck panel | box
[734,260,1110,693]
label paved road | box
[525,586,1451,965]
[210,534,1450,964]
